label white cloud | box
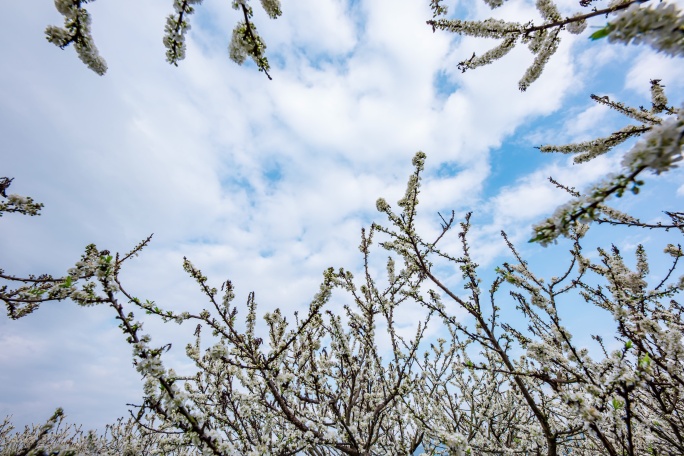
[467,154,619,266]
[564,102,612,140]
[277,0,358,56]
[625,50,684,97]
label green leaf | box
[589,25,612,41]
[625,340,633,349]
[60,276,73,288]
[529,233,545,243]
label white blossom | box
[228,23,250,65]
[536,0,561,22]
[45,0,107,75]
[650,79,668,112]
[621,107,684,174]
[664,244,683,257]
[607,1,684,57]
[483,0,505,8]
[260,0,282,19]
[565,17,587,34]
[519,31,559,90]
[0,179,43,217]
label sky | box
[1,0,683,435]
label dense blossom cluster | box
[45,0,107,75]
[226,0,282,79]
[605,1,684,57]
[163,0,204,65]
[621,108,684,174]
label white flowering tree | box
[3,0,684,455]
[0,408,197,455]
[374,151,683,455]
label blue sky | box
[1,0,684,434]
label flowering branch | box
[428,0,645,91]
[0,178,43,218]
[45,0,107,75]
[532,81,683,245]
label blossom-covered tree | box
[2,0,684,455]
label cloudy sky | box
[1,0,683,433]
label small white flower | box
[565,18,587,35]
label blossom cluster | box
[621,107,684,174]
[45,0,107,75]
[0,177,43,217]
[227,0,280,79]
[258,0,282,19]
[606,1,684,57]
[163,0,204,65]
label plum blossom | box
[606,1,684,57]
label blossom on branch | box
[45,0,107,75]
[532,81,682,245]
[594,1,684,57]
[163,0,204,65]
[0,178,43,217]
[428,0,661,91]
